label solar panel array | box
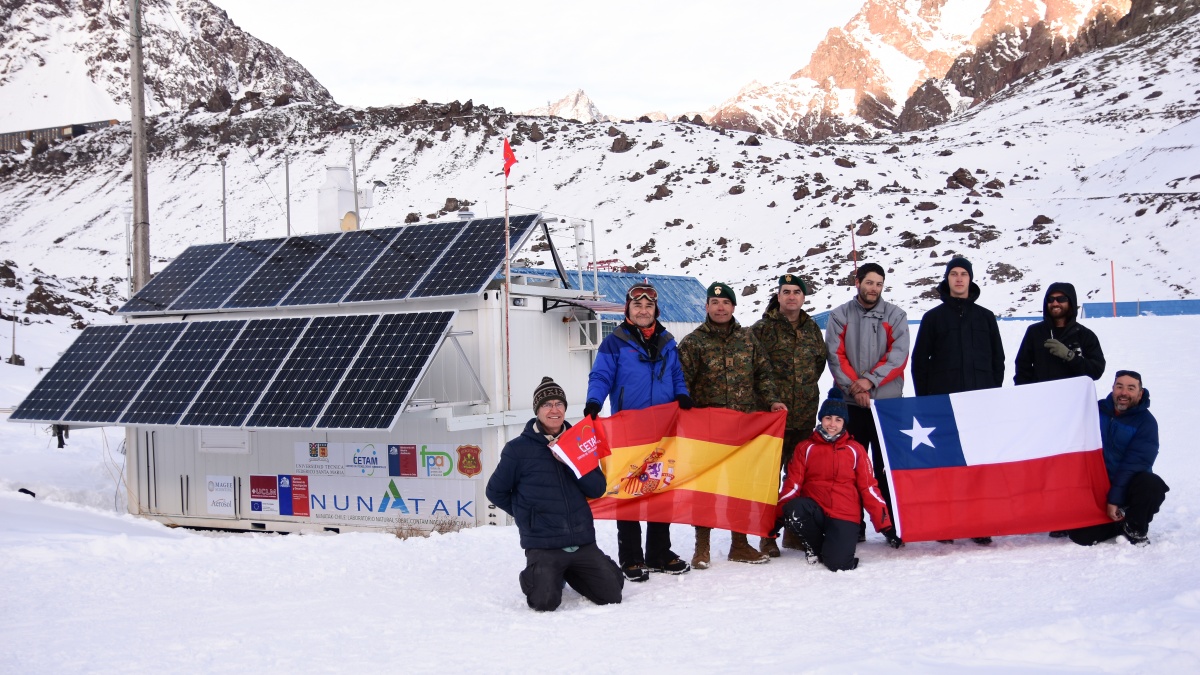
[117,214,540,315]
[10,311,456,431]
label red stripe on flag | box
[890,449,1111,541]
[597,402,784,448]
[590,489,777,537]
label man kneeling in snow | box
[485,376,624,611]
[1068,370,1169,547]
[774,388,903,571]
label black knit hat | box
[707,282,736,305]
[532,376,567,410]
[817,387,848,420]
[945,257,973,281]
[777,273,809,294]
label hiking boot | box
[781,528,805,551]
[692,527,711,569]
[971,537,993,545]
[622,562,650,582]
[728,532,770,564]
[760,536,781,558]
[1122,522,1150,547]
[649,553,691,575]
[1048,530,1070,538]
[795,536,820,565]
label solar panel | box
[245,314,378,428]
[118,243,233,314]
[9,325,133,423]
[413,214,540,297]
[64,323,187,424]
[170,238,285,311]
[223,233,341,309]
[181,317,308,427]
[317,311,455,429]
[120,320,247,425]
[280,228,401,306]
[343,222,463,303]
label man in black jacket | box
[912,257,1005,396]
[485,377,623,611]
[1014,282,1106,385]
[911,257,1005,545]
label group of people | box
[485,259,1170,611]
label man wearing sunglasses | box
[1014,282,1106,386]
[585,281,693,581]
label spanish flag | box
[589,403,786,537]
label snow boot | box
[692,527,711,569]
[971,537,993,545]
[1122,522,1150,547]
[648,552,691,575]
[781,528,805,551]
[760,536,781,558]
[728,532,770,564]
[622,562,650,582]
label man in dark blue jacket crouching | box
[1069,370,1169,547]
[486,376,623,611]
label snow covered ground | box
[2,311,1198,672]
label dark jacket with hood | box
[1014,283,1106,385]
[1099,389,1159,506]
[586,320,688,414]
[911,280,1005,395]
[485,419,607,550]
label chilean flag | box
[874,376,1111,542]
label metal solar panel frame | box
[278,227,403,308]
[242,314,380,430]
[410,213,542,299]
[168,238,287,313]
[8,324,135,424]
[313,310,458,432]
[118,243,235,315]
[61,323,189,425]
[222,233,343,310]
[119,319,249,426]
[340,221,467,305]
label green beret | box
[778,274,809,294]
[707,282,736,305]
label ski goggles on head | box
[627,285,657,302]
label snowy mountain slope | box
[519,90,610,123]
[0,0,333,133]
[708,0,1184,141]
[0,12,1197,334]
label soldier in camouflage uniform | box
[751,274,828,558]
[679,282,786,567]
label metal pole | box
[128,0,150,292]
[589,219,599,299]
[220,158,227,242]
[1111,260,1117,317]
[503,172,512,411]
[284,154,291,237]
[350,139,360,223]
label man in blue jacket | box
[486,377,624,611]
[584,281,692,581]
[1069,370,1169,546]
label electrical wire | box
[242,144,288,219]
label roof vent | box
[457,208,475,221]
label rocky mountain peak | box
[520,89,609,123]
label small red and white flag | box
[551,420,608,479]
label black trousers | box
[617,520,673,566]
[782,497,860,572]
[519,543,624,611]
[1069,471,1170,546]
[846,403,894,518]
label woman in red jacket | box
[776,388,903,571]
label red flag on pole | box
[503,138,518,177]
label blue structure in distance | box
[509,267,707,323]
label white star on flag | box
[900,417,936,451]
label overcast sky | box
[212,1,862,118]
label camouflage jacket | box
[678,318,780,414]
[752,308,827,431]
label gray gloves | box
[1044,339,1075,362]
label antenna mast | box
[129,0,150,291]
